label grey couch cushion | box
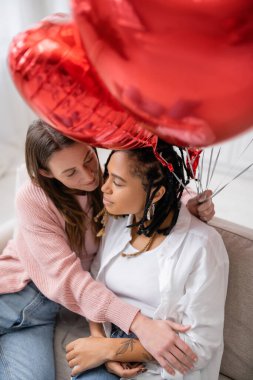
[219,375,231,380]
[215,226,253,380]
[54,307,90,380]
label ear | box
[152,186,166,203]
[38,168,53,178]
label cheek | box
[60,178,72,187]
[120,192,145,213]
[60,175,78,187]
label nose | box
[101,177,111,194]
[81,166,94,181]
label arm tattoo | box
[115,339,154,362]
[116,339,137,355]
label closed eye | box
[66,169,76,177]
[113,180,123,187]
[84,152,95,165]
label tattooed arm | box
[65,334,153,377]
[88,321,152,361]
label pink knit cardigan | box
[0,181,138,333]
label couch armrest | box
[209,216,253,240]
[0,219,15,253]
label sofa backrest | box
[211,218,253,380]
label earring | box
[147,203,155,221]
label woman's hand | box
[66,336,113,377]
[187,189,215,222]
[105,361,146,378]
[130,314,197,376]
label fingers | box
[68,358,78,369]
[168,345,194,371]
[157,330,197,375]
[203,189,212,199]
[65,347,80,376]
[106,361,146,378]
[66,349,76,362]
[197,189,211,203]
[175,335,197,363]
[159,357,177,376]
[198,201,215,221]
[71,364,81,377]
[121,366,146,378]
[65,341,74,353]
[197,189,215,222]
[162,348,194,375]
[117,366,146,378]
[166,320,191,332]
[159,343,196,376]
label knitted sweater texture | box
[0,181,138,333]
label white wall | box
[190,131,253,228]
[0,0,70,222]
[0,0,70,165]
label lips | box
[84,177,97,186]
[103,197,113,206]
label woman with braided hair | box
[66,141,228,380]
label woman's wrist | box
[94,338,116,362]
[89,322,106,338]
[90,331,106,338]
[130,312,147,336]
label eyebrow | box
[61,151,92,174]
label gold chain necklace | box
[121,232,157,258]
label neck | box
[133,209,175,234]
[134,213,144,223]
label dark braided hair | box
[104,140,190,237]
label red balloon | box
[73,0,253,147]
[8,13,157,150]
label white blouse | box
[91,204,229,380]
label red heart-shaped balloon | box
[8,13,157,150]
[73,0,253,147]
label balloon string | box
[198,150,204,193]
[211,162,253,199]
[207,147,221,189]
[212,138,253,195]
[205,147,213,190]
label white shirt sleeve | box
[178,237,228,370]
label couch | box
[0,217,253,380]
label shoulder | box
[175,205,228,265]
[15,180,61,228]
[189,211,222,243]
[16,180,49,208]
